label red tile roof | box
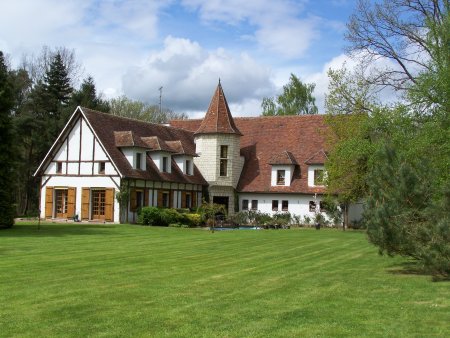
[82,108,206,185]
[194,82,242,136]
[171,115,328,194]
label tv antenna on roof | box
[159,86,163,115]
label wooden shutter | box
[181,191,186,208]
[144,188,149,206]
[169,191,172,208]
[105,188,115,221]
[81,188,90,220]
[130,188,137,211]
[45,187,54,218]
[157,190,163,208]
[67,187,76,218]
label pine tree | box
[0,51,16,227]
[70,76,110,112]
[43,52,73,119]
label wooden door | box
[55,189,68,218]
[91,189,106,220]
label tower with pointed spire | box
[194,81,244,214]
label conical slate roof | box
[194,81,242,136]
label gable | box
[35,107,120,177]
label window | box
[98,162,106,174]
[251,200,258,211]
[185,159,191,175]
[162,192,169,208]
[56,161,63,174]
[314,169,325,186]
[319,201,325,212]
[162,156,169,172]
[136,153,142,169]
[282,200,289,211]
[272,200,279,211]
[309,201,316,212]
[242,199,249,211]
[136,190,143,209]
[220,145,228,176]
[185,193,192,208]
[277,170,285,185]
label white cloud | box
[181,0,318,59]
[122,36,273,116]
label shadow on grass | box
[387,261,449,282]
[0,222,117,237]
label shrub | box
[181,213,202,227]
[303,215,312,227]
[229,211,250,226]
[160,208,182,226]
[138,207,182,226]
[138,207,161,226]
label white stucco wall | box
[238,193,324,219]
[39,175,121,222]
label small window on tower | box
[219,145,228,177]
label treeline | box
[0,47,185,221]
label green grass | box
[1,223,448,337]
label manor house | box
[35,82,362,223]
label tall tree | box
[43,52,73,119]
[261,74,318,115]
[0,51,16,227]
[70,76,110,112]
[346,0,448,92]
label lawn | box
[0,223,448,337]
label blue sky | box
[0,0,358,117]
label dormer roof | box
[305,149,328,165]
[268,150,298,165]
[194,81,242,136]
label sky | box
[0,0,359,118]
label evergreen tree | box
[42,52,73,119]
[365,144,449,276]
[70,76,110,112]
[0,51,16,227]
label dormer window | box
[314,169,325,186]
[277,170,285,185]
[56,162,63,174]
[162,156,169,173]
[220,145,228,177]
[136,153,142,170]
[185,159,191,175]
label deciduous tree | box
[261,74,318,115]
